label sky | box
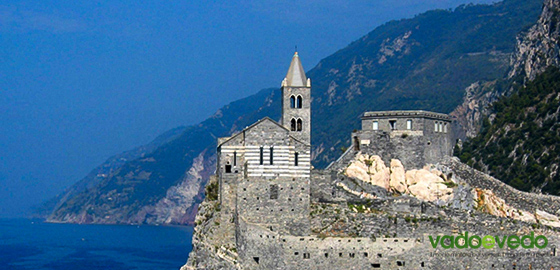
[0,0,497,217]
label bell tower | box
[281,52,311,145]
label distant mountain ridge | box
[43,0,543,225]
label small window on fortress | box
[233,151,237,166]
[290,119,296,131]
[444,123,448,133]
[434,122,438,132]
[294,152,299,166]
[290,96,296,108]
[303,253,310,259]
[270,184,279,200]
[397,261,405,266]
[259,147,264,165]
[297,96,303,108]
[349,253,355,258]
[270,147,274,165]
[372,264,381,268]
[372,121,379,130]
[225,164,232,173]
[389,120,397,130]
[364,252,368,257]
[407,120,412,130]
[297,119,302,131]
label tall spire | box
[284,52,307,87]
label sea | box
[0,219,193,270]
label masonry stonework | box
[183,53,560,270]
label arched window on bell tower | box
[281,52,311,144]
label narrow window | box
[294,152,299,166]
[297,119,302,131]
[270,147,274,165]
[406,120,412,130]
[297,96,303,108]
[270,184,278,199]
[225,163,232,173]
[259,147,264,165]
[439,122,443,133]
[434,121,438,132]
[372,264,381,268]
[349,253,355,258]
[364,252,368,257]
[233,151,237,166]
[324,253,328,258]
[397,261,405,266]
[389,120,397,130]
[353,136,360,151]
[444,123,448,133]
[303,253,310,259]
[290,96,295,108]
[372,121,379,130]
[290,119,296,131]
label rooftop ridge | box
[362,110,451,120]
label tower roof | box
[284,52,307,87]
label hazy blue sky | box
[0,0,497,217]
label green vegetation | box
[206,179,219,201]
[443,181,458,188]
[457,67,560,195]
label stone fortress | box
[183,53,560,270]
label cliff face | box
[454,0,560,196]
[44,0,542,226]
[509,0,560,81]
[452,0,560,139]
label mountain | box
[44,0,543,225]
[456,0,560,196]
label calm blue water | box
[0,219,193,270]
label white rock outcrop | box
[344,154,453,202]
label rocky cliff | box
[452,0,560,139]
[509,0,560,80]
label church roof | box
[284,52,307,87]
[218,117,309,147]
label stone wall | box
[442,157,560,215]
[237,177,310,236]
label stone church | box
[184,53,559,270]
[214,53,454,268]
